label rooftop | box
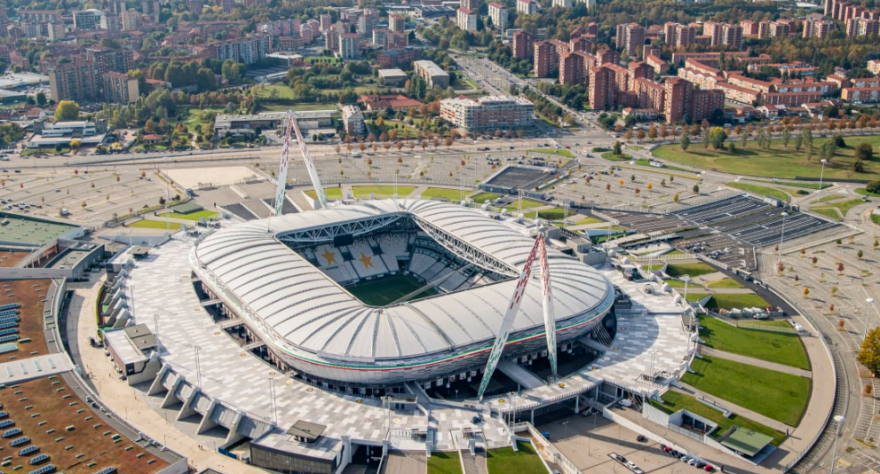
[722,428,775,457]
[0,213,80,246]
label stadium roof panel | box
[194,200,613,364]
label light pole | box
[829,415,845,474]
[865,297,877,342]
[818,159,827,200]
[269,377,277,426]
[777,212,789,264]
[562,420,569,439]
[682,275,691,305]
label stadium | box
[191,199,615,393]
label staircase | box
[460,450,478,474]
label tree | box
[693,184,700,194]
[781,128,791,149]
[857,143,874,162]
[679,132,690,152]
[612,140,622,155]
[707,127,727,150]
[673,193,679,203]
[858,327,880,376]
[70,139,81,149]
[54,100,80,121]
[858,249,864,260]
[803,287,810,298]
[35,92,46,107]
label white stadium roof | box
[193,200,613,363]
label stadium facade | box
[191,199,614,389]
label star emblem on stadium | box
[359,253,373,269]
[322,248,336,265]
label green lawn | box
[633,158,700,174]
[810,198,865,220]
[352,185,417,198]
[261,103,338,112]
[683,356,811,426]
[855,187,880,198]
[528,148,574,158]
[810,207,841,220]
[525,208,572,220]
[687,292,771,309]
[698,315,809,370]
[346,274,437,306]
[304,188,344,200]
[726,182,791,203]
[706,277,745,289]
[159,210,219,221]
[653,135,880,180]
[576,217,604,225]
[253,84,294,100]
[470,192,544,209]
[873,214,880,226]
[128,219,182,230]
[665,262,717,278]
[755,180,831,190]
[421,187,469,200]
[601,152,633,162]
[21,147,70,157]
[486,442,546,474]
[304,55,340,64]
[650,391,786,446]
[813,194,846,203]
[428,451,463,474]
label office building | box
[439,96,534,132]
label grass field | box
[665,262,717,278]
[698,316,809,370]
[601,152,633,162]
[261,103,338,112]
[254,84,293,100]
[755,180,831,190]
[525,208,572,220]
[810,198,865,220]
[650,391,786,446]
[683,356,811,426]
[528,148,574,158]
[428,451,463,474]
[706,277,745,289]
[873,214,880,226]
[159,210,219,221]
[855,187,880,197]
[576,216,604,225]
[128,219,182,230]
[305,188,344,200]
[421,187,469,200]
[810,207,841,220]
[633,158,700,174]
[813,194,846,203]
[352,185,416,198]
[726,182,791,202]
[688,292,771,309]
[346,274,437,306]
[486,442,547,474]
[653,135,880,180]
[470,192,545,209]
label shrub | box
[867,180,880,194]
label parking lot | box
[538,413,716,473]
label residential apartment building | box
[49,60,100,102]
[869,59,880,75]
[456,7,478,32]
[513,31,534,59]
[559,52,584,86]
[616,23,645,57]
[339,33,360,60]
[516,0,537,15]
[488,3,508,32]
[413,60,450,88]
[389,13,406,32]
[589,66,615,110]
[664,78,692,123]
[73,10,100,30]
[209,36,271,65]
[377,48,420,68]
[342,105,365,135]
[534,41,556,78]
[103,72,139,103]
[803,18,833,38]
[664,22,696,48]
[439,96,534,132]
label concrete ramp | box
[381,451,426,474]
[497,360,544,389]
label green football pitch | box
[345,274,438,306]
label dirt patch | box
[0,251,30,268]
[0,279,52,363]
[0,376,169,474]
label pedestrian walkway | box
[699,346,812,378]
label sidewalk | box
[73,278,266,473]
[699,346,812,378]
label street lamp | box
[681,275,691,305]
[865,297,877,342]
[830,415,846,474]
[818,159,827,199]
[777,212,789,264]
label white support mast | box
[477,237,540,400]
[538,237,558,382]
[274,111,293,217]
[288,111,328,209]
